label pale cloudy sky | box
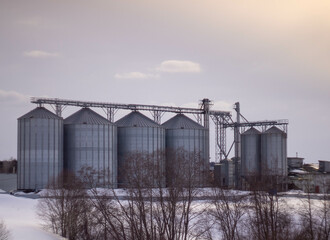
[0,0,329,163]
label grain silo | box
[17,107,63,190]
[115,111,165,188]
[64,108,117,187]
[214,159,234,188]
[241,127,261,177]
[261,126,287,176]
[162,114,208,186]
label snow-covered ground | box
[0,188,327,240]
[0,191,62,240]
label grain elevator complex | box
[17,97,290,191]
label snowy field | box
[0,192,63,240]
[0,189,327,240]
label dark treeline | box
[0,157,17,174]
[38,150,330,240]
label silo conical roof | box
[265,126,285,134]
[242,127,261,135]
[64,108,110,125]
[162,114,204,129]
[18,107,61,120]
[115,111,160,127]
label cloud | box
[181,100,232,112]
[23,50,60,58]
[156,60,201,73]
[0,89,29,103]
[114,72,159,80]
[114,60,201,81]
[212,101,233,112]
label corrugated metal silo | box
[64,108,117,187]
[116,111,165,187]
[214,159,234,188]
[162,114,208,186]
[17,107,63,190]
[261,126,287,176]
[241,127,261,177]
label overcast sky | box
[1,0,329,163]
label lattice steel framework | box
[210,114,231,162]
[31,97,230,119]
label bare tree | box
[298,177,330,240]
[82,148,209,240]
[319,180,330,240]
[159,148,209,239]
[37,171,93,240]
[245,174,296,240]
[209,186,246,240]
[81,152,164,240]
[0,220,10,240]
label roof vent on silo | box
[64,108,110,125]
[162,114,204,129]
[18,107,61,120]
[115,111,160,127]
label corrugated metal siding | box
[116,112,165,188]
[17,107,63,190]
[261,127,287,176]
[162,114,208,186]
[64,108,117,187]
[241,128,261,177]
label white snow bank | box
[0,194,62,240]
[290,169,307,174]
[0,189,6,193]
[283,190,305,195]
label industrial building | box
[162,114,209,186]
[64,108,117,187]
[17,107,63,190]
[319,160,330,173]
[241,128,261,178]
[288,159,330,193]
[240,126,288,190]
[214,159,235,188]
[288,157,304,169]
[261,127,287,176]
[116,111,165,187]
[16,97,289,191]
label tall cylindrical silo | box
[17,107,63,190]
[162,114,209,186]
[115,111,165,188]
[261,126,287,176]
[241,127,261,178]
[64,108,117,187]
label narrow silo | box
[162,114,208,186]
[64,108,117,187]
[17,107,63,190]
[241,128,261,178]
[214,159,234,188]
[115,111,165,188]
[261,126,287,176]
